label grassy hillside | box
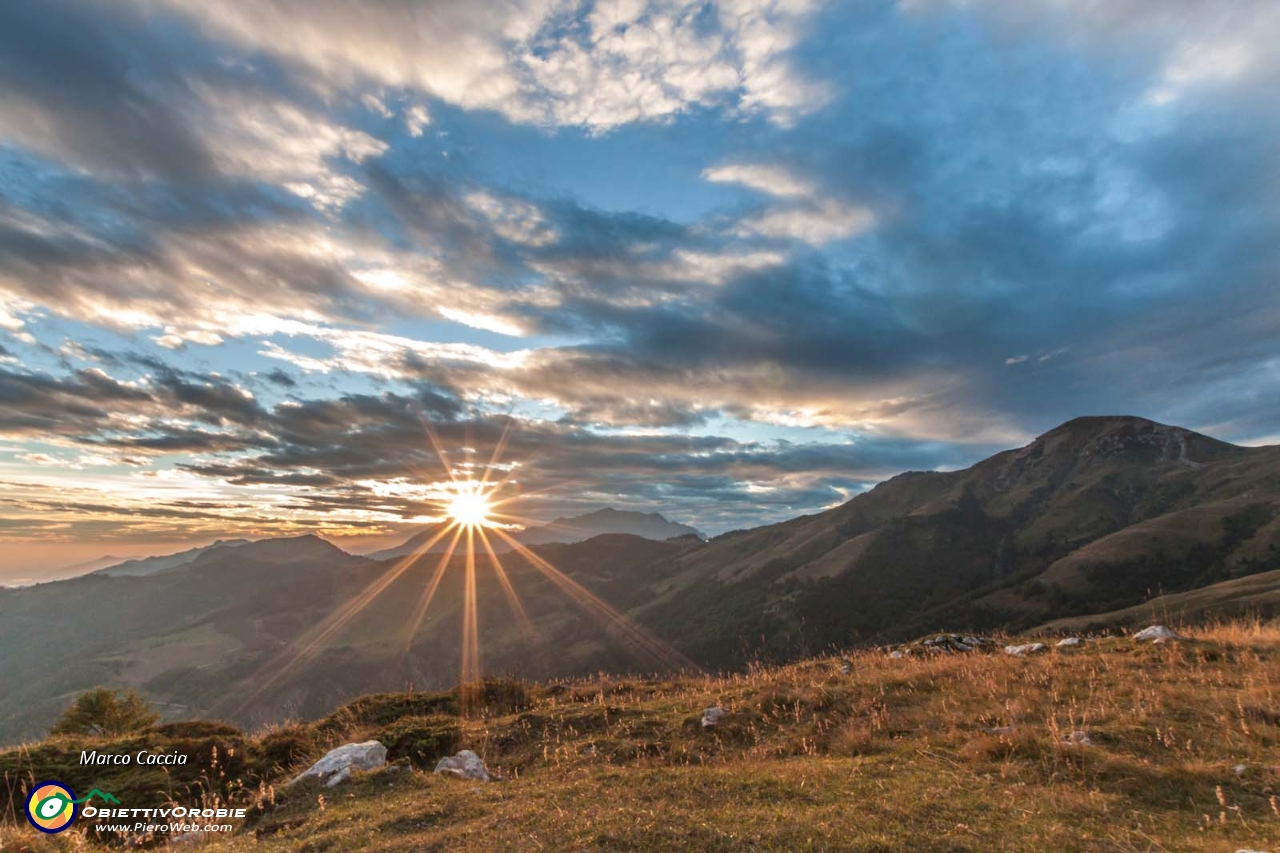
[1036,568,1280,634]
[3,620,1279,852]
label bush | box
[150,720,242,738]
[50,687,159,737]
[254,726,319,775]
[374,715,462,769]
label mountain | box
[92,539,253,577]
[366,508,701,560]
[638,415,1279,663]
[515,508,703,546]
[54,554,128,576]
[1,416,1277,744]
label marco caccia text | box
[80,750,188,765]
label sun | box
[445,484,493,528]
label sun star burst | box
[445,485,493,528]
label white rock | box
[324,767,351,788]
[701,706,726,728]
[1004,643,1046,656]
[1133,625,1179,642]
[433,749,491,782]
[290,741,387,786]
[1233,764,1247,776]
[1062,731,1093,747]
[1056,637,1082,648]
[888,650,904,659]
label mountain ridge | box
[366,508,702,560]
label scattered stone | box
[1062,731,1093,747]
[433,750,492,782]
[840,659,852,675]
[1004,643,1047,656]
[985,726,1016,736]
[701,706,726,728]
[290,741,387,786]
[888,633,996,658]
[1133,625,1179,642]
[1233,764,1247,776]
[1056,637,1082,648]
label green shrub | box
[50,687,159,737]
[373,715,462,769]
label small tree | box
[51,687,159,737]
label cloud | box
[734,199,876,245]
[139,0,831,131]
[702,162,816,198]
[3,0,1280,555]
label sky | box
[1,0,1278,581]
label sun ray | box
[479,417,515,487]
[401,525,465,653]
[490,527,699,673]
[215,521,458,715]
[476,525,536,640]
[460,526,481,709]
[419,417,458,483]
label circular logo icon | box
[26,781,78,834]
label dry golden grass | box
[3,620,1279,851]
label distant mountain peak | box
[1029,415,1240,466]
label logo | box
[25,782,119,834]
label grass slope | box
[3,620,1279,852]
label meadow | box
[3,620,1278,852]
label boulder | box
[1133,625,1179,642]
[433,749,491,782]
[289,740,387,786]
[1062,731,1093,747]
[891,634,994,657]
[1056,637,1082,648]
[701,706,726,728]
[1004,643,1046,656]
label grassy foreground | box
[3,621,1279,852]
